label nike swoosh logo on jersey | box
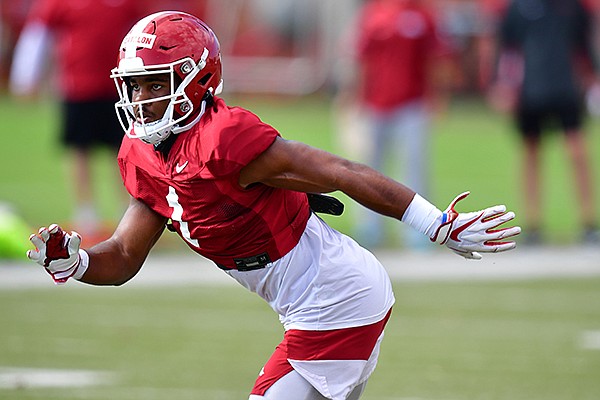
[175,161,189,173]
[449,212,483,242]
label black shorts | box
[516,98,583,139]
[62,98,124,150]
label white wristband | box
[73,249,89,280]
[401,194,444,239]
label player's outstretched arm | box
[240,137,520,259]
[27,197,167,285]
[239,137,417,216]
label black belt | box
[216,252,272,272]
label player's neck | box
[154,134,177,157]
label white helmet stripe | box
[122,11,171,59]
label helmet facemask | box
[111,11,223,146]
[111,53,209,145]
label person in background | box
[0,0,33,90]
[477,0,510,93]
[26,11,520,400]
[337,0,452,250]
[492,0,599,245]
[9,0,145,243]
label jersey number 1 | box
[166,186,199,247]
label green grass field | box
[1,278,599,399]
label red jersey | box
[118,97,311,269]
[355,0,442,110]
[26,0,143,100]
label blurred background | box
[0,2,599,400]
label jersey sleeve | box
[202,105,280,178]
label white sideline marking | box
[0,367,113,389]
[580,330,600,350]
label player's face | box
[129,74,171,124]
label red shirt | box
[27,0,143,100]
[355,0,441,110]
[118,97,311,268]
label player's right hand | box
[431,192,521,260]
[27,224,86,284]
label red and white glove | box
[430,192,521,259]
[27,224,89,284]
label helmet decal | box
[122,32,156,51]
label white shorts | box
[226,213,395,330]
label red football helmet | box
[110,11,223,145]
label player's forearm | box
[77,238,147,286]
[279,140,417,217]
[77,207,165,286]
[72,196,166,285]
[339,164,445,239]
[335,160,416,221]
[241,138,417,218]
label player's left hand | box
[27,224,86,284]
[431,192,521,260]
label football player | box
[27,11,520,400]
